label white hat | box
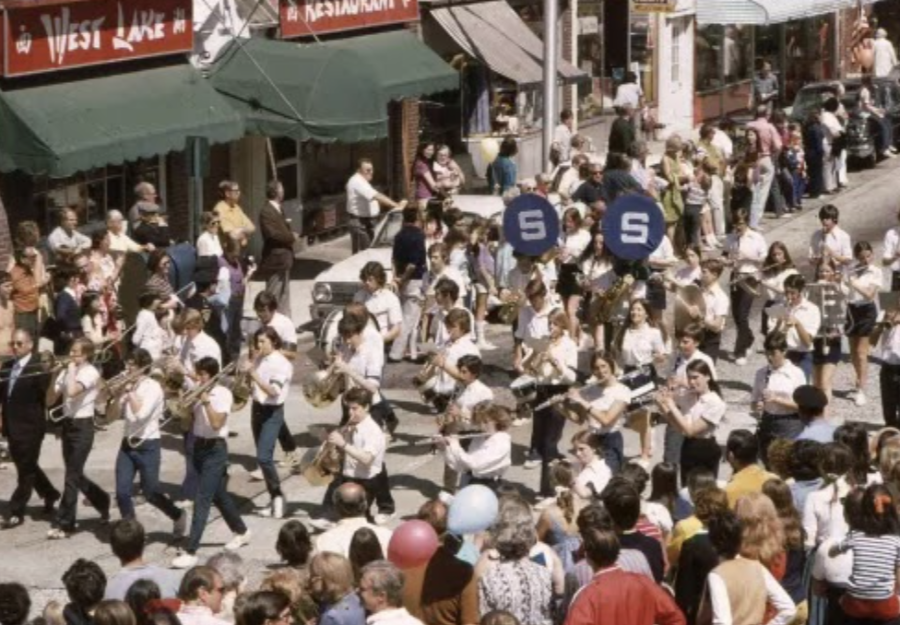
[877,28,887,38]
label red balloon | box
[387,520,440,569]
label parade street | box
[4,155,900,605]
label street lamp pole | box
[542,0,559,171]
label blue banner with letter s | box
[601,195,665,261]
[502,194,560,256]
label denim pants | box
[225,295,244,364]
[682,204,704,248]
[787,350,813,383]
[599,431,624,474]
[389,280,423,361]
[57,418,110,531]
[531,385,568,497]
[251,403,284,499]
[730,282,755,358]
[115,439,182,521]
[749,156,775,229]
[187,438,247,554]
[181,431,198,500]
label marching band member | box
[557,207,592,341]
[655,359,726,483]
[808,204,853,269]
[668,246,702,288]
[430,309,480,413]
[441,354,494,428]
[45,338,111,539]
[580,232,616,350]
[439,404,513,493]
[569,430,612,500]
[132,293,168,360]
[469,218,498,351]
[882,207,900,291]
[759,242,799,336]
[643,234,679,331]
[770,274,821,382]
[114,348,186,535]
[323,388,393,524]
[872,306,900,428]
[564,352,632,472]
[513,278,556,373]
[430,277,475,349]
[725,209,767,366]
[354,262,402,345]
[172,356,250,569]
[812,258,846,401]
[845,241,882,407]
[0,329,60,530]
[750,332,806,468]
[242,327,293,519]
[253,292,301,469]
[614,298,669,465]
[443,228,472,305]
[664,323,717,470]
[423,243,466,308]
[693,258,730,362]
[526,310,578,500]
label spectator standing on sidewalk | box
[873,28,898,79]
[258,180,297,318]
[747,106,782,230]
[389,207,427,363]
[346,160,407,254]
[213,181,256,249]
[751,61,779,115]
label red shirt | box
[565,566,685,625]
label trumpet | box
[94,364,155,424]
[0,350,109,384]
[412,346,444,403]
[730,261,783,297]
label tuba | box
[165,361,238,433]
[230,356,253,411]
[589,275,635,326]
[301,365,346,408]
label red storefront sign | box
[279,0,418,38]
[0,0,193,77]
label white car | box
[309,195,506,325]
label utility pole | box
[542,0,558,172]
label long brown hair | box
[761,479,803,551]
[734,492,785,566]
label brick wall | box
[562,6,574,113]
[389,99,420,201]
[166,142,233,243]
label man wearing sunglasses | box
[0,329,61,529]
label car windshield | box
[371,211,490,248]
[792,85,859,120]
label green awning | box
[209,32,458,143]
[0,64,245,178]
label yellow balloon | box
[480,138,500,163]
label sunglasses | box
[8,340,25,347]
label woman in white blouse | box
[242,327,294,519]
[845,241,882,407]
[759,241,799,336]
[557,207,592,342]
[580,232,616,351]
[529,310,579,500]
[655,359,726,483]
[196,212,224,258]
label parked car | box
[789,78,900,168]
[308,194,507,327]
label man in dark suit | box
[53,267,83,356]
[258,181,297,319]
[0,328,60,528]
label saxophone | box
[590,275,635,325]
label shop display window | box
[696,24,753,93]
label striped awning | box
[697,0,882,25]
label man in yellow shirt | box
[724,429,777,508]
[213,180,256,247]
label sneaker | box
[47,528,71,540]
[438,491,455,505]
[636,458,651,470]
[176,499,194,510]
[171,552,199,569]
[523,452,542,470]
[477,340,498,352]
[173,511,188,539]
[734,357,748,366]
[1,515,24,530]
[248,468,264,481]
[278,451,299,468]
[308,517,336,531]
[854,392,867,407]
[374,512,395,526]
[512,418,526,427]
[224,530,252,551]
[273,496,285,520]
[847,389,859,400]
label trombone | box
[162,361,239,435]
[0,351,111,384]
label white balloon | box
[480,138,500,163]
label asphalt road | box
[4,156,900,611]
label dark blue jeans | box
[115,439,182,521]
[57,418,110,531]
[787,350,813,383]
[181,431,198,500]
[187,438,246,554]
[600,431,624,474]
[251,403,284,499]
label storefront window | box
[577,0,604,119]
[696,24,752,92]
[630,12,654,102]
[30,158,161,232]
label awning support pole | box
[542,0,558,172]
[190,138,204,245]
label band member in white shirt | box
[845,241,882,407]
[557,208,592,341]
[132,293,168,360]
[882,208,900,291]
[725,209,767,365]
[808,204,853,269]
[750,333,806,467]
[812,258,847,401]
[690,258,729,363]
[423,242,467,311]
[353,262,403,345]
[664,323,717,468]
[873,306,900,428]
[172,357,250,569]
[759,242,799,337]
[253,291,300,468]
[431,309,480,413]
[242,327,293,519]
[323,388,393,524]
[525,310,578,499]
[45,338,110,539]
[564,352,632,472]
[114,348,187,535]
[644,234,679,331]
[655,359,727,483]
[768,274,821,382]
[439,404,513,493]
[580,232,617,351]
[431,279,475,349]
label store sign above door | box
[0,0,193,77]
[280,0,419,37]
[630,0,676,13]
